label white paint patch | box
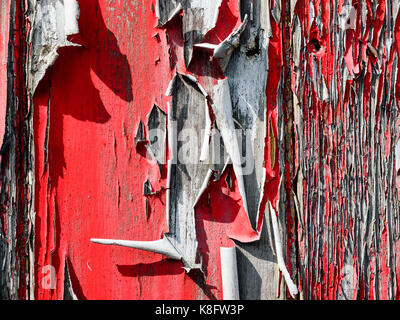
[64,0,80,36]
[200,99,212,162]
[220,247,240,300]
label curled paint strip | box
[268,201,298,298]
[90,237,182,261]
[194,15,249,71]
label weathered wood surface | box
[1,0,400,300]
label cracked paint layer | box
[292,0,400,300]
